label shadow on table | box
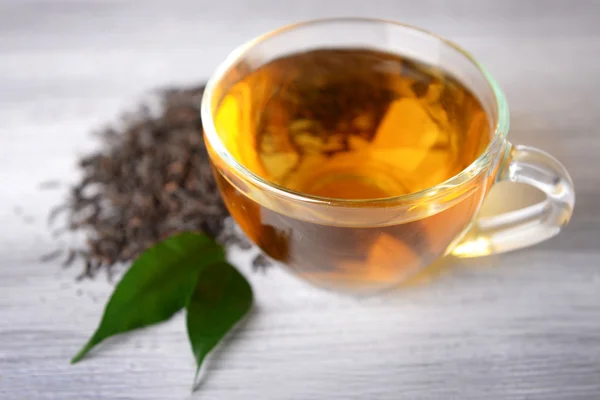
[398,253,502,289]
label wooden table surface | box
[1,1,599,399]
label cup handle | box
[451,144,575,257]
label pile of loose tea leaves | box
[51,84,267,280]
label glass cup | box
[202,18,575,293]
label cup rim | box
[201,17,510,206]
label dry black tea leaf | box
[52,84,270,279]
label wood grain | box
[1,1,599,399]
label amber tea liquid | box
[210,48,491,290]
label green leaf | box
[186,261,253,388]
[71,232,225,363]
